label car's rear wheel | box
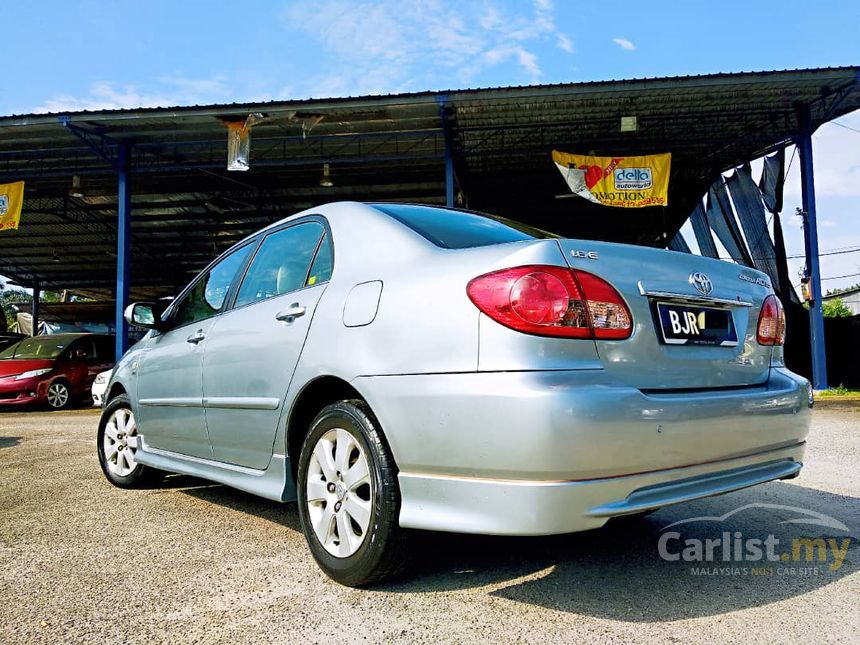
[297,399,408,587]
[97,394,162,488]
[46,379,72,410]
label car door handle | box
[275,303,306,324]
[186,330,206,344]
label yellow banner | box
[552,151,671,208]
[0,181,24,231]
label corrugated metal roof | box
[2,66,857,122]
[0,66,857,296]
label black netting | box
[689,201,719,258]
[668,231,691,253]
[759,148,785,215]
[726,164,781,289]
[706,180,753,266]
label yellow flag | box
[0,181,24,231]
[552,151,671,208]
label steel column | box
[796,104,828,390]
[443,139,454,207]
[115,144,131,361]
[31,279,40,336]
[437,95,455,207]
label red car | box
[0,333,115,410]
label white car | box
[91,369,112,407]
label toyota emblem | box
[689,272,713,296]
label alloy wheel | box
[306,427,373,558]
[103,408,139,477]
[46,382,69,409]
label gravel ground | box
[1,406,857,644]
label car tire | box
[297,399,408,587]
[97,394,163,488]
[45,379,73,410]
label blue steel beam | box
[796,104,828,390]
[115,143,132,361]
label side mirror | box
[124,302,163,331]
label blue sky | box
[0,0,858,291]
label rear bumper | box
[354,367,811,535]
[397,447,804,535]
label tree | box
[822,298,853,318]
[0,284,64,331]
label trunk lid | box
[558,239,774,389]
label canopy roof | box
[0,66,858,298]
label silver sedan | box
[97,202,811,586]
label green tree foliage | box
[822,298,853,318]
[0,284,64,331]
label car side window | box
[171,244,253,328]
[234,222,325,308]
[94,336,114,360]
[71,338,96,360]
[306,232,333,287]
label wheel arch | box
[105,381,127,404]
[286,375,371,482]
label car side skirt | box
[132,435,296,502]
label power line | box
[821,271,860,281]
[793,271,860,289]
[716,246,860,261]
[787,246,860,259]
[831,120,860,135]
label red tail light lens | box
[467,265,632,339]
[756,294,786,345]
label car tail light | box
[466,265,632,339]
[756,294,786,345]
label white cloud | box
[33,76,229,113]
[782,109,860,199]
[556,33,575,54]
[283,0,574,95]
[612,37,636,51]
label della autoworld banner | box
[0,181,24,231]
[552,151,671,208]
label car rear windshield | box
[373,203,558,249]
[0,336,71,360]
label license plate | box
[656,302,738,346]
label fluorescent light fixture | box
[620,116,638,132]
[319,163,334,187]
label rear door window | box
[93,336,114,360]
[306,233,333,287]
[234,222,325,308]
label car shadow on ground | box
[0,436,21,448]
[166,474,304,532]
[176,478,858,621]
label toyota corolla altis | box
[97,202,811,586]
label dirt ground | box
[1,406,857,644]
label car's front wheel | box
[46,379,72,410]
[297,400,408,587]
[97,394,162,488]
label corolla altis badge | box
[571,250,599,259]
[689,272,713,296]
[739,273,771,288]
